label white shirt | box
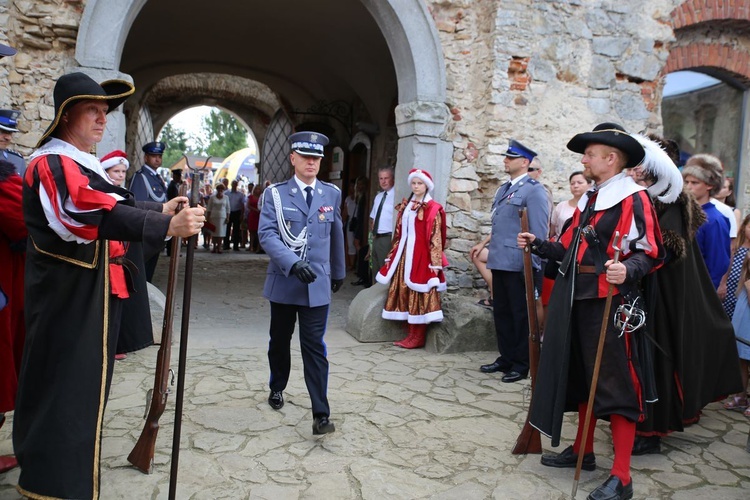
[294,175,317,204]
[710,198,738,238]
[369,188,394,234]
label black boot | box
[632,435,661,455]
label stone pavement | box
[1,249,749,499]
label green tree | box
[158,122,191,169]
[200,109,248,158]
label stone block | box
[346,288,496,354]
[346,284,405,342]
[426,294,495,353]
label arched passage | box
[664,0,750,213]
[74,0,451,203]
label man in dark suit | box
[258,131,346,435]
[129,141,168,281]
[475,140,550,383]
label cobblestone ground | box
[1,249,749,499]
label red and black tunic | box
[529,173,665,446]
[14,151,171,500]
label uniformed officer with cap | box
[473,139,549,382]
[129,141,168,281]
[258,130,346,435]
[0,110,25,176]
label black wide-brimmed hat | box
[36,72,135,147]
[566,122,645,168]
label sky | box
[663,70,721,97]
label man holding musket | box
[518,123,664,500]
[13,72,205,500]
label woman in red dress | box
[376,168,447,349]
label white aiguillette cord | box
[271,187,308,261]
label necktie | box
[305,186,313,208]
[373,191,387,234]
[498,181,511,199]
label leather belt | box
[577,264,597,274]
[374,232,392,238]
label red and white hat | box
[407,168,434,192]
[100,150,129,171]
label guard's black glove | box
[291,261,317,284]
[331,279,343,293]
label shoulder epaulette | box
[3,149,23,159]
[527,178,539,185]
[319,179,340,191]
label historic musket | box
[511,207,542,455]
[571,231,627,498]
[168,156,210,500]
[127,180,188,473]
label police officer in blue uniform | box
[259,131,346,435]
[0,110,25,176]
[130,141,168,281]
[476,140,550,382]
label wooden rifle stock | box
[511,208,542,455]
[127,184,187,473]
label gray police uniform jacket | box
[259,178,346,308]
[486,175,550,272]
[129,166,167,203]
[1,148,25,176]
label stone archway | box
[74,0,452,203]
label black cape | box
[638,193,743,435]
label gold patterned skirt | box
[383,252,443,324]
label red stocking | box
[610,414,635,485]
[573,402,596,455]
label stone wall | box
[2,0,694,294]
[426,0,680,292]
[1,0,81,152]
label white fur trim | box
[407,169,434,192]
[101,155,129,171]
[381,309,443,324]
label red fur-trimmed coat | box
[376,195,448,293]
[0,160,26,412]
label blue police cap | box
[142,141,166,155]
[0,41,16,58]
[0,109,20,133]
[289,131,329,158]
[501,139,537,162]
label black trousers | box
[268,302,331,417]
[224,210,242,249]
[491,269,541,374]
[356,245,371,285]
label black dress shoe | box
[501,371,527,383]
[480,361,510,373]
[632,435,661,455]
[540,445,596,471]
[268,391,284,410]
[587,475,633,500]
[351,279,365,286]
[312,416,335,435]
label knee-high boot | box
[394,324,426,349]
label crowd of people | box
[0,50,748,500]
